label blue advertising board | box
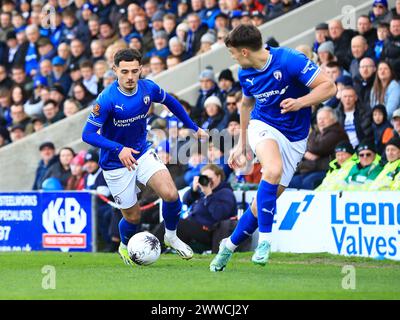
[0,192,95,252]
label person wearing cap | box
[196,31,217,55]
[316,141,357,191]
[391,108,400,138]
[344,140,383,190]
[145,30,171,59]
[51,56,72,95]
[289,106,349,190]
[353,57,376,108]
[201,95,227,131]
[82,48,208,264]
[368,137,400,190]
[151,10,165,32]
[9,124,26,142]
[32,141,58,190]
[251,11,265,27]
[195,66,221,112]
[66,153,87,191]
[317,41,335,66]
[229,10,242,30]
[217,68,240,101]
[369,0,391,27]
[313,23,330,53]
[214,12,230,31]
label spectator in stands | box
[9,104,33,135]
[225,92,239,116]
[151,11,165,34]
[49,84,66,107]
[43,146,75,189]
[224,112,240,156]
[31,116,45,132]
[176,22,189,44]
[313,22,330,54]
[381,16,400,79]
[201,95,227,131]
[349,36,372,79]
[145,30,171,59]
[19,24,41,77]
[99,19,119,48]
[195,66,221,113]
[369,0,391,27]
[353,57,376,108]
[197,31,217,55]
[90,40,106,64]
[203,0,222,29]
[217,68,240,102]
[166,55,181,69]
[10,85,27,106]
[51,56,72,95]
[63,98,82,118]
[66,152,87,191]
[336,86,373,148]
[324,61,343,83]
[357,15,377,49]
[11,65,33,94]
[80,60,98,96]
[0,88,12,126]
[70,39,89,70]
[42,99,65,126]
[289,107,349,190]
[169,36,190,61]
[251,11,266,27]
[214,12,230,31]
[345,140,383,190]
[37,38,56,62]
[374,22,390,60]
[368,137,400,190]
[59,8,80,44]
[163,13,178,39]
[317,41,336,69]
[184,143,207,186]
[71,81,96,108]
[148,55,166,77]
[162,164,237,254]
[323,74,351,109]
[134,14,154,54]
[229,11,242,30]
[393,108,400,138]
[32,141,57,190]
[0,125,10,148]
[370,61,400,119]
[9,124,26,142]
[0,64,12,89]
[390,0,400,18]
[103,69,117,88]
[316,141,357,191]
[371,104,394,156]
[207,141,232,180]
[264,0,286,21]
[328,19,356,70]
[186,13,209,57]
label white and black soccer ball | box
[127,232,161,266]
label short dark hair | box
[326,61,341,70]
[224,24,263,51]
[44,99,58,108]
[114,48,142,66]
[79,60,93,69]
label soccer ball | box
[127,232,161,266]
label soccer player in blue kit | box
[82,48,208,265]
[210,25,336,271]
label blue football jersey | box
[238,46,321,142]
[86,79,166,170]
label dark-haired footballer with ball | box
[82,48,208,265]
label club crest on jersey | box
[143,95,150,105]
[273,71,282,81]
[91,104,100,117]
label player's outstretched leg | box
[118,205,141,266]
[210,206,258,272]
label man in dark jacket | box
[353,57,376,107]
[185,13,208,57]
[381,16,400,78]
[153,164,237,253]
[328,20,357,70]
[335,86,373,148]
[32,142,58,190]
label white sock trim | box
[225,237,238,252]
[165,229,177,239]
[258,232,273,244]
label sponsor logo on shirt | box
[113,113,147,127]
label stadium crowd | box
[1,0,400,252]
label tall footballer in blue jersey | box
[82,49,208,265]
[210,25,336,271]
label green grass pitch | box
[1,251,399,300]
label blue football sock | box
[162,198,182,231]
[119,218,139,245]
[257,180,278,233]
[230,206,258,246]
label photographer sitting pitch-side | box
[153,164,238,253]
